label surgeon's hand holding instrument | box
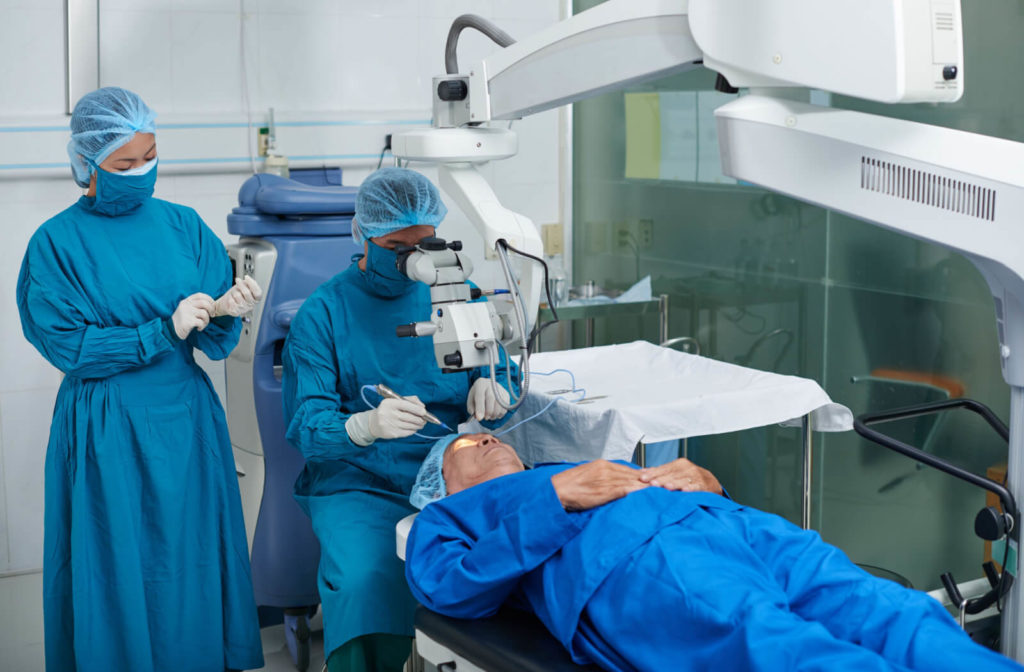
[171,292,215,339]
[345,393,430,446]
[376,383,449,428]
[213,275,263,318]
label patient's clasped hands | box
[550,458,722,512]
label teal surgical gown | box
[17,196,263,672]
[281,262,518,659]
[407,463,1024,672]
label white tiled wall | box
[0,0,564,577]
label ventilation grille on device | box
[935,11,955,31]
[860,156,996,221]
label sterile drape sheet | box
[498,341,852,465]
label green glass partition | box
[570,0,1024,591]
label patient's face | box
[443,433,525,496]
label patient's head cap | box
[409,433,459,510]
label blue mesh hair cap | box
[354,167,447,244]
[409,433,461,510]
[67,87,157,187]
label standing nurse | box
[282,167,519,671]
[17,87,264,672]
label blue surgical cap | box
[67,87,157,187]
[410,433,461,510]
[354,167,447,244]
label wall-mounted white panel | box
[101,0,172,10]
[492,109,560,186]
[256,11,343,111]
[492,0,560,22]
[256,0,343,14]
[418,0,495,20]
[99,10,174,113]
[0,7,66,117]
[337,14,423,111]
[0,428,8,571]
[171,11,244,114]
[2,388,55,571]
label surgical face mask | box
[91,157,158,216]
[363,240,417,297]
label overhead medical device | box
[393,0,1024,661]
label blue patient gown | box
[17,197,263,672]
[406,463,1024,672]
[281,262,518,658]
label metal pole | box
[801,414,813,530]
[659,294,669,345]
[586,317,595,347]
[1002,386,1024,663]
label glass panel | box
[570,0,1023,590]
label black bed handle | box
[854,398,1018,538]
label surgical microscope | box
[391,0,1024,663]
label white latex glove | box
[212,275,263,318]
[467,378,511,421]
[345,395,428,446]
[171,293,215,340]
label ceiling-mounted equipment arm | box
[467,0,701,124]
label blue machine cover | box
[228,172,358,237]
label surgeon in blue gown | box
[281,167,519,672]
[17,87,264,672]
[406,432,1024,672]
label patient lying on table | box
[404,433,1023,672]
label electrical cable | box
[492,241,530,412]
[445,15,516,74]
[493,368,585,437]
[238,0,258,175]
[494,238,559,355]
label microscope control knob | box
[438,80,469,101]
[419,236,448,251]
[443,352,463,368]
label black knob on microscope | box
[418,236,448,251]
[443,352,463,367]
[437,80,469,101]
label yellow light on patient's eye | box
[450,437,478,453]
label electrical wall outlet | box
[542,222,564,256]
[638,219,654,248]
[614,218,655,249]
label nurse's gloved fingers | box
[187,293,216,315]
[232,278,257,304]
[241,275,263,301]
